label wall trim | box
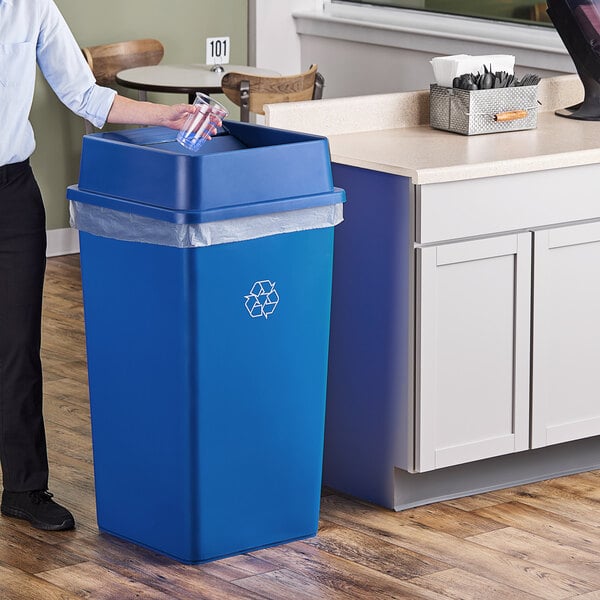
[47,227,79,257]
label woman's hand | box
[158,103,199,130]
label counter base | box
[392,436,600,511]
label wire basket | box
[429,83,538,135]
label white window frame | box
[295,0,572,72]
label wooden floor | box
[1,254,600,599]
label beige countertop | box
[324,111,600,185]
[265,75,600,185]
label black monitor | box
[547,0,600,119]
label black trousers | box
[0,160,49,492]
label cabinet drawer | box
[416,163,600,244]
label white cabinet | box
[415,234,532,471]
[415,214,600,472]
[318,160,600,508]
[532,221,600,448]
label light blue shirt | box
[0,0,117,166]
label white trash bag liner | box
[70,201,343,248]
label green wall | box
[32,0,248,230]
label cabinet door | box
[415,233,531,472]
[532,222,600,448]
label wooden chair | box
[531,2,551,22]
[221,64,324,122]
[81,38,164,132]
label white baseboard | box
[47,227,79,257]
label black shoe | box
[1,490,75,531]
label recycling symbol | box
[244,280,279,319]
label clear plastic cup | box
[176,92,229,152]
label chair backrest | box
[81,38,164,87]
[221,64,324,122]
[531,2,551,22]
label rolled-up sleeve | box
[35,0,116,128]
[68,83,117,129]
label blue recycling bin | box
[67,122,344,564]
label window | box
[331,1,552,27]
